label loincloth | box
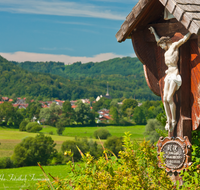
[164,73,182,90]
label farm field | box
[0,125,145,158]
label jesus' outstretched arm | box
[148,26,160,42]
[173,32,192,49]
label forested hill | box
[12,57,143,79]
[0,56,160,100]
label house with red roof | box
[97,108,112,123]
[2,97,9,101]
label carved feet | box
[165,121,170,131]
[165,120,177,132]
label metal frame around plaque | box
[157,136,192,173]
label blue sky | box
[0,0,138,64]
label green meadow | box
[0,125,145,158]
[0,164,74,190]
[41,125,146,139]
[0,125,145,189]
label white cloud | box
[0,51,132,64]
[0,0,126,20]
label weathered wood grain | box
[159,0,169,6]
[131,30,161,96]
[166,0,176,14]
[198,35,200,48]
[190,39,200,130]
[181,13,193,30]
[133,1,143,20]
[187,12,200,20]
[177,41,192,139]
[189,20,200,34]
[178,4,200,12]
[173,5,185,21]
[116,0,200,42]
[116,0,160,42]
[175,0,200,4]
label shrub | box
[61,140,84,162]
[29,125,43,133]
[104,136,124,157]
[49,131,54,135]
[26,122,42,133]
[93,128,111,139]
[179,130,200,189]
[37,132,200,190]
[50,152,66,165]
[0,157,14,169]
[87,139,103,159]
[19,119,29,131]
[61,138,103,162]
[12,133,57,167]
[37,132,174,189]
[144,119,164,144]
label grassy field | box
[0,128,75,158]
[0,125,146,158]
[0,164,75,190]
[0,125,146,189]
[41,125,146,139]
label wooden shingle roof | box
[116,0,200,42]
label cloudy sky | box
[0,0,138,64]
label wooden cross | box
[116,0,200,142]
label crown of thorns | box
[157,36,172,45]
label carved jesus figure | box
[149,26,191,132]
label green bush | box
[29,125,43,133]
[50,152,66,165]
[37,132,200,190]
[49,131,54,135]
[19,119,29,131]
[26,122,42,133]
[179,130,200,189]
[61,138,103,162]
[93,128,111,139]
[0,157,14,169]
[61,140,84,162]
[12,133,57,167]
[104,136,124,157]
[37,132,174,189]
[144,119,164,144]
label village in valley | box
[0,87,115,124]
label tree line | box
[5,56,160,101]
[0,96,164,134]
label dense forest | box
[0,56,160,100]
[12,57,143,79]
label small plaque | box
[157,136,192,172]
